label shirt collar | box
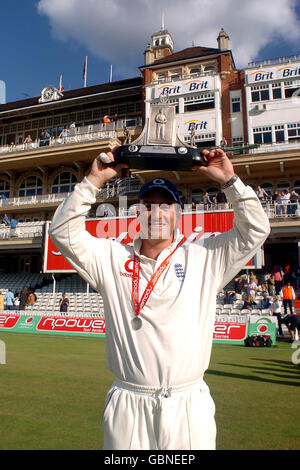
[133,226,182,259]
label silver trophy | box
[113,93,207,171]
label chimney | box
[217,28,229,51]
[144,43,154,65]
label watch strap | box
[221,174,239,189]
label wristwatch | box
[221,174,239,189]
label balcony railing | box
[0,177,141,209]
[0,118,142,156]
[248,54,300,68]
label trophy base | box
[113,145,207,171]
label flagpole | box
[84,56,88,88]
[59,74,63,92]
[110,64,113,82]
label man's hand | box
[87,146,128,189]
[192,148,235,185]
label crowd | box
[190,187,299,214]
[0,289,70,314]
[0,287,37,311]
[223,264,300,341]
[256,187,299,216]
[0,213,18,230]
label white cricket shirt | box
[49,177,270,388]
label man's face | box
[138,189,180,240]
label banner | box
[43,211,257,273]
[0,313,105,337]
[213,321,248,344]
[0,313,276,344]
[245,61,300,84]
[248,315,277,344]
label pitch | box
[0,332,298,450]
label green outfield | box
[0,332,299,450]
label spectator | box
[256,185,268,201]
[224,290,236,304]
[261,293,271,309]
[272,191,279,203]
[234,276,243,294]
[202,192,212,209]
[19,289,28,311]
[219,137,227,148]
[59,127,69,143]
[272,295,283,336]
[59,292,69,313]
[103,115,110,124]
[296,266,300,289]
[216,190,227,209]
[23,134,33,146]
[280,281,295,315]
[272,265,283,294]
[123,125,131,144]
[289,190,299,215]
[69,121,76,129]
[242,295,257,310]
[110,114,118,128]
[3,214,9,226]
[0,291,4,310]
[246,279,257,297]
[10,217,18,235]
[279,190,290,216]
[14,294,20,309]
[4,289,15,310]
[27,291,36,305]
[282,314,300,342]
[39,130,50,147]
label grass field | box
[0,332,299,450]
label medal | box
[131,317,142,330]
[131,239,184,330]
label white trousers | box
[102,378,216,450]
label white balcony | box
[0,118,142,156]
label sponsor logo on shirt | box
[120,259,136,278]
[174,263,185,281]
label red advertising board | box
[0,314,20,329]
[213,322,248,342]
[37,316,106,335]
[0,313,249,344]
[44,211,256,272]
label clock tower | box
[144,18,174,65]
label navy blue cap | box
[138,178,181,204]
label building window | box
[231,97,241,113]
[261,183,273,196]
[204,65,215,72]
[232,137,244,146]
[272,82,282,99]
[0,179,10,198]
[184,93,215,112]
[253,126,272,144]
[284,80,300,99]
[275,125,285,143]
[169,69,182,80]
[277,182,290,192]
[251,85,270,102]
[51,172,77,194]
[18,176,43,197]
[287,122,300,142]
[189,67,201,76]
[294,180,300,195]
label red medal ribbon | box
[132,239,184,319]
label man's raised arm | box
[49,150,128,289]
